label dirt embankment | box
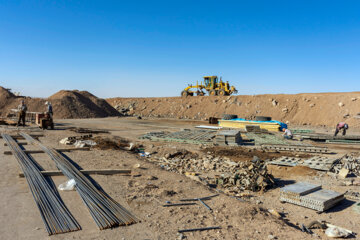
[0,87,119,119]
[107,92,360,127]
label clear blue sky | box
[1,0,360,98]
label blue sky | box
[0,1,360,98]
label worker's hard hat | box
[45,101,49,105]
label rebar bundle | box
[20,132,138,229]
[2,133,80,235]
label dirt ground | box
[107,92,360,127]
[1,117,360,240]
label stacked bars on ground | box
[1,133,81,235]
[20,132,138,229]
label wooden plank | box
[19,169,131,177]
[4,147,91,155]
[4,142,28,146]
[0,134,42,140]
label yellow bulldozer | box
[181,76,238,96]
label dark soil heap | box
[48,90,119,119]
[0,87,119,119]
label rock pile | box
[213,157,275,193]
[331,154,360,177]
[147,151,275,193]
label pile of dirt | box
[0,87,17,116]
[0,87,119,119]
[107,92,360,127]
[93,136,130,150]
[48,90,119,119]
[203,146,312,162]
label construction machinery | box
[181,76,238,96]
[36,113,54,130]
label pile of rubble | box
[331,154,360,177]
[59,134,97,148]
[213,157,275,193]
[148,151,275,193]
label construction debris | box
[215,130,242,146]
[269,155,341,171]
[179,194,219,202]
[331,154,360,177]
[141,129,217,144]
[245,132,291,145]
[344,190,360,201]
[68,127,110,134]
[261,144,329,153]
[245,125,269,133]
[59,134,93,145]
[214,157,275,192]
[338,168,349,178]
[178,226,221,233]
[280,182,344,212]
[163,203,196,207]
[325,223,354,238]
[147,150,275,193]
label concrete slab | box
[280,182,321,196]
[280,182,344,211]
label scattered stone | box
[147,176,158,180]
[309,103,315,108]
[272,100,278,106]
[282,108,288,113]
[133,163,141,168]
[338,168,349,178]
[145,152,274,194]
[351,97,357,101]
[331,154,360,177]
[338,102,344,107]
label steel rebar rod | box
[2,133,81,235]
[21,132,138,230]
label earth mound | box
[48,90,119,119]
[0,87,119,119]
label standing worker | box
[44,101,54,129]
[45,101,53,118]
[17,100,27,126]
[334,122,348,136]
[282,127,293,139]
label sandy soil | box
[0,117,359,239]
[107,92,360,127]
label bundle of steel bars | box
[21,132,138,229]
[2,133,80,235]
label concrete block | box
[338,168,349,178]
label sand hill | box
[107,92,360,127]
[0,88,119,119]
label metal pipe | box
[178,226,221,233]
